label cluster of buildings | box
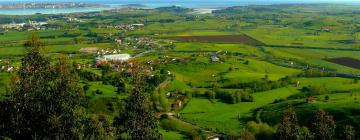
[0,3,94,9]
[97,23,144,32]
[0,60,15,72]
[114,23,144,31]
[211,55,220,62]
[94,47,132,66]
[0,65,15,72]
[0,20,48,31]
[127,37,160,50]
[145,55,191,66]
[65,17,82,22]
[96,54,131,63]
[96,48,122,56]
[76,64,94,70]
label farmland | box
[164,35,264,46]
[0,3,360,140]
[180,87,297,133]
[326,57,360,70]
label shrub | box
[160,114,169,120]
[247,121,275,140]
[95,90,103,95]
[78,70,101,81]
[324,95,330,101]
[215,89,253,104]
[301,85,329,96]
[205,91,216,100]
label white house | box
[96,54,131,62]
[211,55,220,62]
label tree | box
[116,79,126,92]
[82,115,111,140]
[298,127,314,140]
[310,109,336,140]
[354,78,358,84]
[240,128,255,140]
[341,125,355,140]
[0,33,104,139]
[24,32,42,47]
[114,74,161,140]
[15,54,83,138]
[5,33,62,139]
[83,84,90,93]
[324,95,330,101]
[275,105,300,140]
[247,121,275,140]
[205,90,216,100]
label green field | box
[259,92,360,126]
[181,87,297,134]
[0,72,10,96]
[1,3,360,139]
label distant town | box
[0,2,103,9]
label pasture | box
[180,87,297,134]
[165,55,300,88]
[259,92,360,127]
[165,35,264,46]
[1,4,360,139]
[325,57,360,70]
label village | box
[0,20,48,31]
[0,60,15,72]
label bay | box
[0,0,359,15]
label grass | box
[160,116,199,138]
[166,56,300,88]
[259,92,360,127]
[160,129,187,140]
[85,81,123,100]
[84,81,127,117]
[180,87,297,134]
[166,79,191,91]
[0,43,114,56]
[265,47,360,73]
[1,4,360,138]
[173,42,263,56]
[86,96,124,117]
[0,72,10,96]
[131,19,237,36]
[310,59,360,73]
[222,58,300,84]
[243,25,356,49]
[295,77,360,92]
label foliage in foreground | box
[0,34,110,139]
[114,72,161,140]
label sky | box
[1,0,360,5]
[0,0,359,1]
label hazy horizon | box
[1,0,360,4]
[2,0,360,15]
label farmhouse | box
[1,20,48,31]
[211,55,220,62]
[115,38,122,45]
[96,54,131,62]
[0,65,15,72]
[132,23,144,27]
[172,99,184,110]
[306,96,317,103]
[1,23,26,30]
